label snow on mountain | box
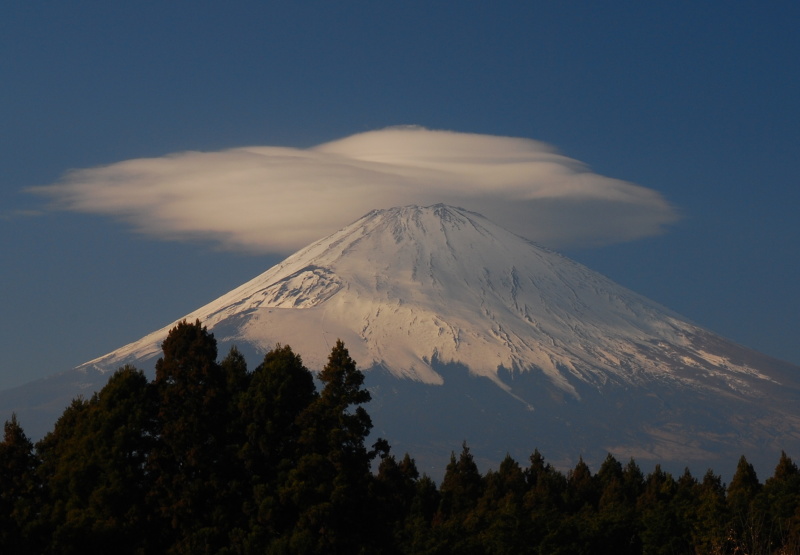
[3,204,800,477]
[81,204,771,399]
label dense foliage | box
[2,320,800,553]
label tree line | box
[1,320,799,554]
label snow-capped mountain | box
[3,205,799,477]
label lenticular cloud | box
[31,127,679,253]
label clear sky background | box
[1,2,798,391]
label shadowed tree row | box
[2,320,800,554]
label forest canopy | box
[1,320,799,554]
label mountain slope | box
[3,204,799,477]
[81,205,775,397]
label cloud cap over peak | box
[31,127,679,253]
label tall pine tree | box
[0,414,42,554]
[238,344,317,550]
[149,320,244,553]
[287,340,377,554]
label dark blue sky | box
[1,2,798,389]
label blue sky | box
[1,2,798,390]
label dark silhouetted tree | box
[0,414,42,553]
[475,454,528,554]
[762,451,800,551]
[523,449,566,548]
[34,367,156,553]
[284,339,377,553]
[237,344,317,549]
[727,454,766,552]
[149,320,243,553]
[693,469,729,554]
[594,454,639,554]
[637,465,692,555]
[434,442,484,552]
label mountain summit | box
[5,205,800,475]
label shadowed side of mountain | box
[0,367,110,440]
[364,351,800,481]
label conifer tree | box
[727,455,766,552]
[693,469,728,554]
[434,443,484,552]
[33,367,156,553]
[595,454,639,554]
[546,457,602,553]
[285,340,377,553]
[149,320,242,553]
[637,465,693,555]
[438,442,483,519]
[475,454,528,554]
[238,344,317,549]
[371,450,421,552]
[403,473,440,551]
[565,456,597,511]
[0,414,41,553]
[523,449,566,548]
[221,345,250,397]
[313,339,373,457]
[763,452,800,551]
[34,397,93,552]
[241,344,317,477]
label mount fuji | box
[3,204,799,477]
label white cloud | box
[30,127,679,253]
